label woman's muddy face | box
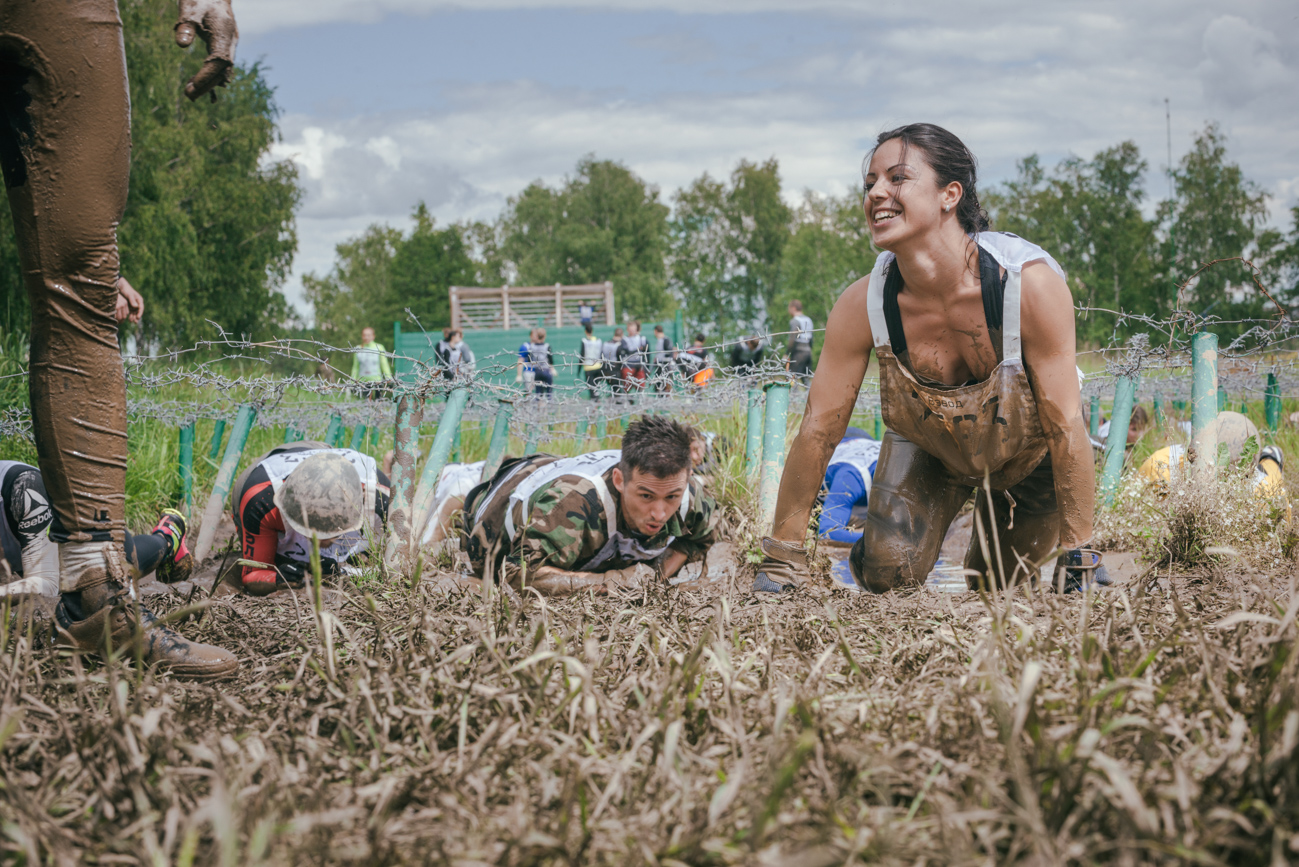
[863,139,947,249]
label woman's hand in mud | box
[115,276,144,324]
[175,0,238,101]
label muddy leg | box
[965,455,1060,589]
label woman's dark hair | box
[620,415,694,479]
[865,123,990,235]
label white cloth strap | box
[866,254,892,348]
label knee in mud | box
[849,535,910,594]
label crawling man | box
[462,416,718,595]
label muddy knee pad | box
[848,532,916,593]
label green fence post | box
[325,414,342,447]
[1088,394,1100,438]
[349,424,367,451]
[207,419,226,461]
[1266,372,1281,431]
[408,387,471,548]
[1191,332,1219,473]
[524,427,541,456]
[452,420,463,463]
[595,416,608,447]
[745,388,763,476]
[480,402,514,482]
[576,418,589,442]
[1099,375,1138,506]
[873,408,883,440]
[383,389,425,567]
[283,424,297,444]
[1152,392,1165,430]
[178,422,195,518]
[193,404,258,562]
[758,383,791,531]
[1217,386,1227,414]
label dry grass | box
[2,555,1298,865]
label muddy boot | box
[54,569,238,681]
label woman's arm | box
[1020,262,1094,547]
[770,277,875,542]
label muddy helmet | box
[273,453,364,538]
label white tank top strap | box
[866,252,893,349]
[975,232,1066,363]
[1002,269,1022,361]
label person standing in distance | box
[787,300,815,386]
[351,326,393,397]
[754,123,1100,595]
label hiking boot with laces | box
[54,570,238,681]
[151,509,193,584]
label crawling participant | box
[421,460,486,551]
[757,123,1102,594]
[0,461,193,600]
[817,435,882,544]
[232,443,390,595]
[462,417,718,595]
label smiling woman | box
[754,122,1105,597]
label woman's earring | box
[944,205,951,212]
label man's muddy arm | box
[770,279,874,542]
[527,566,611,596]
[1021,263,1094,547]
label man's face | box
[612,466,689,537]
[361,328,375,343]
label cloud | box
[1197,15,1294,106]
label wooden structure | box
[449,283,615,331]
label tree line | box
[311,125,1299,351]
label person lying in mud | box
[461,416,719,595]
[0,462,193,600]
[232,443,390,596]
[756,122,1106,595]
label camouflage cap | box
[273,453,364,538]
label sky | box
[234,0,1299,316]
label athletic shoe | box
[152,509,193,584]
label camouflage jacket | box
[462,455,719,587]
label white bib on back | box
[828,438,881,482]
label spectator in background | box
[650,324,677,393]
[601,327,624,398]
[729,336,766,376]
[619,321,650,396]
[678,333,714,388]
[578,301,595,328]
[527,328,555,397]
[579,324,604,400]
[445,329,475,379]
[351,326,392,398]
[787,300,815,385]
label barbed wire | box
[0,311,1296,444]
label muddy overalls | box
[852,232,1067,592]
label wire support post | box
[407,387,471,556]
[193,404,258,563]
[1099,374,1139,507]
[758,382,791,532]
[383,388,426,569]
[1191,332,1219,476]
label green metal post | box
[873,408,883,440]
[1098,375,1138,506]
[525,427,541,456]
[452,420,463,462]
[758,383,791,531]
[207,419,226,460]
[408,387,471,546]
[1152,392,1165,430]
[745,388,763,476]
[178,422,195,518]
[325,414,342,447]
[1191,332,1219,472]
[371,422,383,447]
[595,417,608,446]
[1266,372,1281,431]
[576,419,589,441]
[1217,386,1227,414]
[480,402,514,482]
[193,404,258,562]
[383,389,424,565]
[283,424,297,444]
[349,424,367,451]
[1088,394,1100,438]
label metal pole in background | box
[1088,394,1101,438]
[758,383,791,531]
[1266,372,1281,431]
[193,404,258,563]
[480,402,514,482]
[1191,332,1220,475]
[408,387,471,549]
[349,424,367,451]
[745,388,763,477]
[1098,375,1138,506]
[207,418,226,461]
[178,422,195,518]
[383,389,425,567]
